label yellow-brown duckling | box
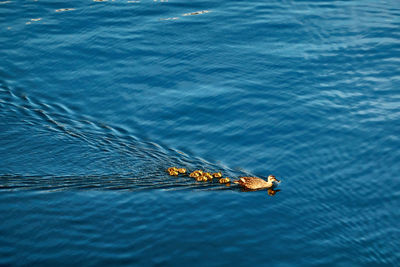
[169,170,179,176]
[196,176,204,182]
[167,167,178,173]
[167,167,182,176]
[189,172,199,178]
[219,177,230,184]
[177,168,187,174]
[234,175,280,190]
[212,172,222,178]
[189,170,203,178]
[203,172,213,180]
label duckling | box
[234,175,280,190]
[189,171,201,178]
[195,170,204,175]
[219,177,230,184]
[201,176,208,182]
[204,172,213,179]
[177,168,187,174]
[169,170,179,176]
[196,176,204,182]
[191,170,204,177]
[167,167,178,173]
[212,172,222,178]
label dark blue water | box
[1,0,400,265]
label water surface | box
[1,0,400,265]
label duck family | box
[167,167,281,191]
[169,168,230,184]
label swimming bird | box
[177,168,187,174]
[203,172,213,180]
[219,177,230,184]
[196,176,204,182]
[167,167,179,176]
[234,175,280,190]
[169,170,179,176]
[167,167,178,173]
[212,172,222,178]
[189,170,203,178]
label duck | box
[189,171,201,178]
[234,175,280,190]
[167,167,178,173]
[167,167,180,176]
[177,168,187,174]
[196,176,204,182]
[219,177,230,184]
[212,172,222,178]
[203,172,213,179]
[169,170,179,176]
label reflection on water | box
[268,189,280,196]
[26,18,41,25]
[182,10,210,16]
[55,8,75,12]
[159,17,179,21]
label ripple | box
[182,10,210,16]
[159,17,179,21]
[55,8,75,12]
[0,84,263,191]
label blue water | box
[1,0,400,265]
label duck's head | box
[267,175,280,184]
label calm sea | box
[1,0,399,265]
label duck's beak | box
[275,179,281,183]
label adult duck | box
[234,175,280,190]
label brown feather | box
[236,177,272,190]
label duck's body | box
[234,176,280,190]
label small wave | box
[0,173,242,192]
[55,8,75,12]
[0,84,259,192]
[182,10,210,16]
